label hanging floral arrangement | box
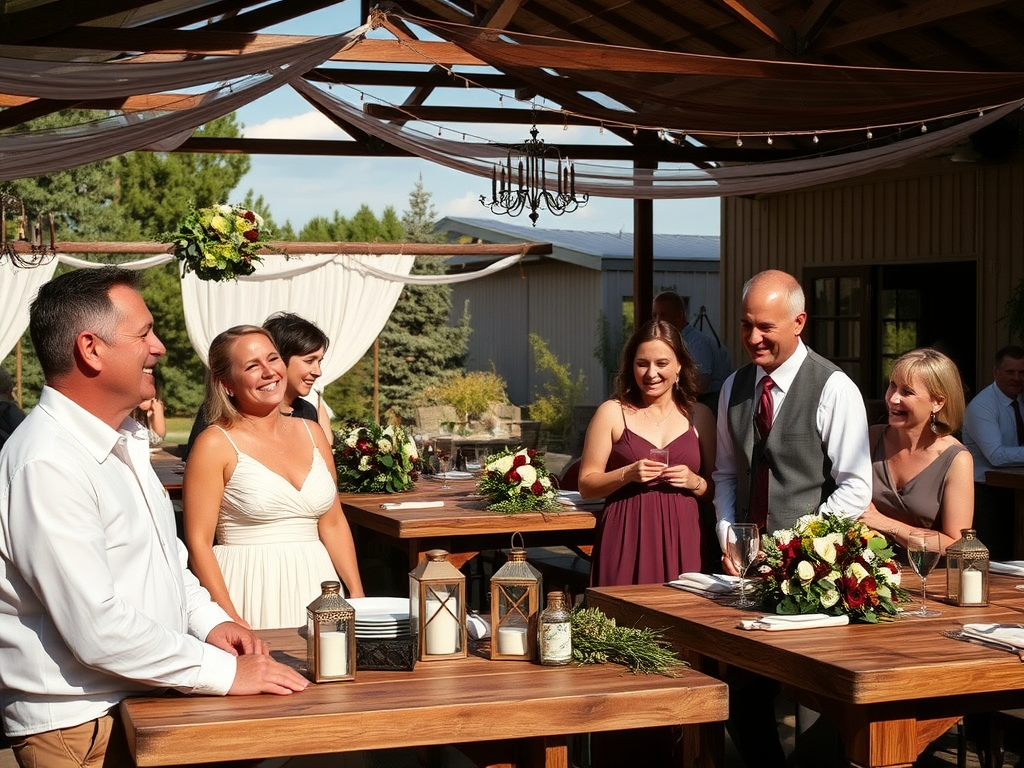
[162,203,271,282]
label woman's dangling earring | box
[930,411,939,434]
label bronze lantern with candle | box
[945,528,989,607]
[489,536,542,661]
[306,580,356,682]
[409,549,466,661]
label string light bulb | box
[736,136,743,147]
[812,134,820,144]
[866,128,873,139]
[920,124,928,133]
[766,135,773,145]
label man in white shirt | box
[962,345,1024,558]
[0,267,307,768]
[712,269,872,768]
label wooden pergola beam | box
[9,241,552,256]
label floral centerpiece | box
[477,447,557,514]
[162,203,271,281]
[334,422,421,493]
[755,512,910,623]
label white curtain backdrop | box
[0,261,58,362]
[180,253,415,386]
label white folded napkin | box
[988,561,1024,577]
[962,623,1024,649]
[667,572,740,595]
[739,614,850,631]
[379,501,445,510]
[556,491,605,510]
[466,612,491,640]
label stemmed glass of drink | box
[907,530,942,617]
[726,523,761,608]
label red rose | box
[243,229,258,242]
[512,454,527,468]
[527,448,537,459]
[508,470,522,483]
[243,210,256,222]
[531,480,544,495]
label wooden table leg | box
[839,713,960,768]
[1014,489,1024,560]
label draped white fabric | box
[180,253,415,385]
[0,28,365,181]
[0,261,58,362]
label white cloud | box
[243,111,341,140]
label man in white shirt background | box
[0,267,307,768]
[962,344,1024,559]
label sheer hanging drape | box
[0,262,58,362]
[180,253,415,386]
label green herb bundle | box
[570,605,688,677]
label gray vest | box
[727,348,841,531]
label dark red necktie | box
[1013,400,1024,446]
[750,376,774,532]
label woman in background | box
[132,396,166,447]
[859,347,973,552]
[184,325,363,630]
[579,318,716,586]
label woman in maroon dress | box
[580,318,716,586]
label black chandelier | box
[480,125,589,227]
[1,192,57,268]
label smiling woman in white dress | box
[183,325,364,630]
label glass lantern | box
[409,549,467,661]
[306,580,356,682]
[489,538,543,661]
[945,528,989,607]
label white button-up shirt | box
[0,387,235,737]
[963,381,1024,482]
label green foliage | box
[161,203,270,281]
[528,334,586,448]
[334,422,422,493]
[593,309,633,390]
[477,447,557,513]
[419,370,508,421]
[402,175,446,243]
[571,605,687,676]
[325,356,374,424]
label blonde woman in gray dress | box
[859,348,973,552]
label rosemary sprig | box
[570,605,689,677]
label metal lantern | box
[945,528,989,607]
[489,536,543,661]
[409,549,467,661]
[306,580,356,682]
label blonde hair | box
[889,347,966,436]
[203,325,276,427]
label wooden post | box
[373,336,380,424]
[633,157,655,329]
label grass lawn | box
[165,416,195,446]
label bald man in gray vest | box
[712,269,872,768]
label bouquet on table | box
[477,447,558,514]
[162,203,271,281]
[334,422,421,493]
[755,512,910,623]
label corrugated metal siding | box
[721,156,1024,378]
[450,260,603,408]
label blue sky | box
[232,7,722,236]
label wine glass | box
[437,453,452,490]
[907,530,942,617]
[726,523,761,608]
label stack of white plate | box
[347,597,413,640]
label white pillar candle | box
[496,625,529,655]
[425,598,459,655]
[961,568,984,604]
[318,631,348,677]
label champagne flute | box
[726,523,761,608]
[907,530,941,617]
[438,453,452,490]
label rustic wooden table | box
[984,467,1024,558]
[150,448,184,500]
[120,627,727,767]
[340,479,596,570]
[587,572,1024,768]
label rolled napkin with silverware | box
[379,501,445,510]
[667,572,740,596]
[988,561,1024,577]
[739,614,850,631]
[962,623,1024,649]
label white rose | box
[358,455,371,471]
[345,434,358,448]
[846,562,870,582]
[796,560,815,583]
[861,547,876,564]
[781,579,792,595]
[377,438,393,453]
[883,564,902,587]
[404,439,418,461]
[518,465,537,486]
[820,589,840,608]
[774,529,795,544]
[538,476,552,489]
[216,203,233,215]
[254,212,265,227]
[794,513,823,534]
[492,456,514,474]
[811,537,837,564]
